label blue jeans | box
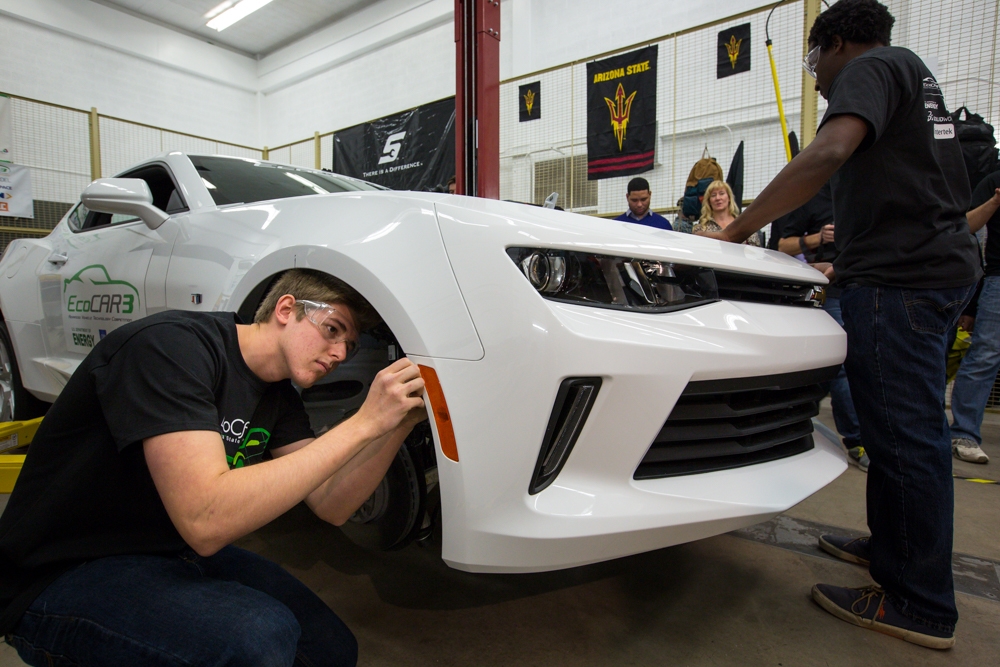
[5,546,357,667]
[840,283,974,631]
[821,296,861,449]
[950,275,1000,444]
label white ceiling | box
[97,0,374,57]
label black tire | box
[339,444,427,551]
[0,321,49,422]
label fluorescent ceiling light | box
[206,0,275,32]
[204,1,235,19]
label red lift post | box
[454,0,500,198]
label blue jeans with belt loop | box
[6,546,358,667]
[840,283,975,631]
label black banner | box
[717,23,751,78]
[519,82,540,122]
[332,97,455,191]
[586,45,657,180]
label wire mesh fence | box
[266,134,332,170]
[499,0,1000,229]
[1,93,265,245]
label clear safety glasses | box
[297,299,359,362]
[802,45,821,79]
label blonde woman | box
[692,180,761,246]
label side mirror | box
[81,178,169,230]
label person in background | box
[692,180,761,246]
[673,196,696,233]
[777,183,867,471]
[614,177,673,230]
[948,175,1000,464]
[446,175,456,195]
[694,0,980,648]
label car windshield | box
[189,155,384,206]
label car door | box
[39,163,186,368]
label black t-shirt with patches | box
[0,311,314,633]
[820,46,981,288]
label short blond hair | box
[699,180,740,224]
[254,269,380,331]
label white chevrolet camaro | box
[0,152,847,572]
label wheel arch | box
[229,245,429,355]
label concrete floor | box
[2,404,998,666]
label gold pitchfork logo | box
[726,35,742,68]
[604,83,637,151]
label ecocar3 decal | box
[63,264,140,313]
[62,264,143,351]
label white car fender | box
[220,196,485,361]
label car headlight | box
[507,247,719,313]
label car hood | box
[433,195,827,285]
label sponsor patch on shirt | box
[933,123,956,140]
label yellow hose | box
[767,41,793,163]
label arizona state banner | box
[717,23,751,78]
[332,97,455,191]
[519,82,540,122]
[586,45,657,180]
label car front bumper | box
[414,296,848,573]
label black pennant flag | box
[717,23,751,78]
[519,82,540,122]
[585,45,657,180]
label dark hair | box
[254,269,380,330]
[446,175,456,187]
[808,0,894,50]
[627,177,650,193]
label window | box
[189,156,384,207]
[533,155,597,211]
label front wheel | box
[339,423,435,551]
[0,321,49,422]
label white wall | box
[500,0,774,80]
[261,21,455,148]
[0,0,260,147]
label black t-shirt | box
[820,46,981,288]
[0,311,314,633]
[781,182,837,263]
[972,169,1000,275]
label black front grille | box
[715,270,820,307]
[634,366,839,480]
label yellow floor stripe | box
[953,475,998,485]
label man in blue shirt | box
[614,177,672,230]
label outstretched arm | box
[144,359,425,556]
[697,115,868,243]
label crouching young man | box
[0,269,426,667]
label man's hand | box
[958,315,975,333]
[351,358,425,440]
[820,224,835,244]
[811,262,836,280]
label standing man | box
[949,174,1000,463]
[614,177,673,230]
[697,0,979,649]
[0,269,426,667]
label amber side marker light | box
[418,365,459,462]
